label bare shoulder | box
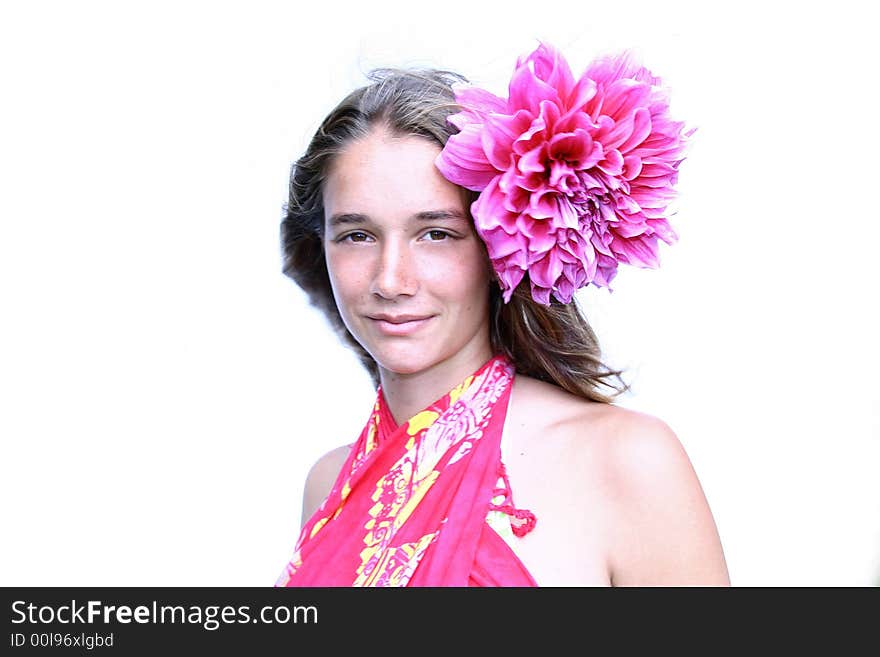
[573,404,730,586]
[509,375,730,586]
[301,443,352,526]
[510,375,689,480]
[513,375,709,497]
[584,404,695,486]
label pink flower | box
[436,43,692,305]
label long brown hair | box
[281,68,627,403]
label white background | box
[1,0,877,586]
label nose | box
[369,238,418,300]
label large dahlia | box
[436,42,692,305]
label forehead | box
[323,129,467,222]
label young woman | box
[276,45,730,586]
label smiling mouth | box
[368,315,434,336]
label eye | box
[339,231,371,243]
[423,230,451,241]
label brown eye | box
[425,230,450,241]
[341,231,370,243]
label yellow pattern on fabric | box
[406,410,438,436]
[485,478,517,547]
[355,463,441,584]
[366,411,379,454]
[309,516,328,539]
[351,399,381,470]
[353,403,448,584]
[361,401,381,458]
[353,531,436,586]
[360,461,440,548]
[448,375,473,406]
[394,470,438,528]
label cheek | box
[430,248,489,303]
[325,252,366,306]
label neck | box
[378,340,495,427]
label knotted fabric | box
[276,353,537,586]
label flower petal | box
[435,124,498,191]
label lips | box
[368,314,432,324]
[367,314,434,336]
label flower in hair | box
[436,42,692,305]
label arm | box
[300,444,352,527]
[605,413,730,586]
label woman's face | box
[322,127,492,380]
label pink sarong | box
[276,353,537,586]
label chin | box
[369,346,447,377]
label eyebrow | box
[327,209,468,229]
